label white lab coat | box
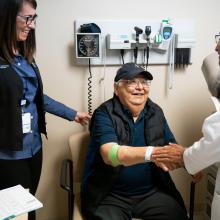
[183,97,220,220]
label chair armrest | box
[60,159,73,192]
[189,181,196,220]
[60,159,74,220]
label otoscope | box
[134,26,143,64]
[145,26,151,69]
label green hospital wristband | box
[108,144,121,167]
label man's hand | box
[153,160,177,172]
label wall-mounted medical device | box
[76,33,101,58]
[75,23,102,114]
[74,19,196,66]
[152,19,173,52]
[75,22,102,59]
[107,34,131,49]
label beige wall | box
[35,0,220,219]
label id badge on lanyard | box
[21,99,32,133]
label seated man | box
[81,63,188,220]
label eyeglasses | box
[116,79,151,88]
[215,33,220,44]
[17,14,38,25]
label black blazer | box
[0,59,46,151]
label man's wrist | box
[144,146,154,162]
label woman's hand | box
[74,112,91,125]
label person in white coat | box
[151,34,220,220]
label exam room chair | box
[14,214,28,220]
[60,131,195,220]
[60,131,89,220]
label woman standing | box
[0,0,91,219]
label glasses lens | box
[27,14,37,25]
[116,79,151,88]
[215,34,220,44]
[127,79,151,88]
[145,80,151,86]
[18,14,37,25]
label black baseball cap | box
[114,63,153,82]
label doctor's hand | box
[151,144,186,171]
[74,111,91,126]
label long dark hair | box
[0,0,37,64]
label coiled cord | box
[88,58,92,115]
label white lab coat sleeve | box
[183,111,220,175]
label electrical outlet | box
[76,33,101,58]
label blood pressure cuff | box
[202,52,220,99]
[79,23,101,33]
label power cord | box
[120,49,125,64]
[99,36,107,103]
[134,47,138,64]
[168,34,176,89]
[146,46,149,69]
[143,48,146,68]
